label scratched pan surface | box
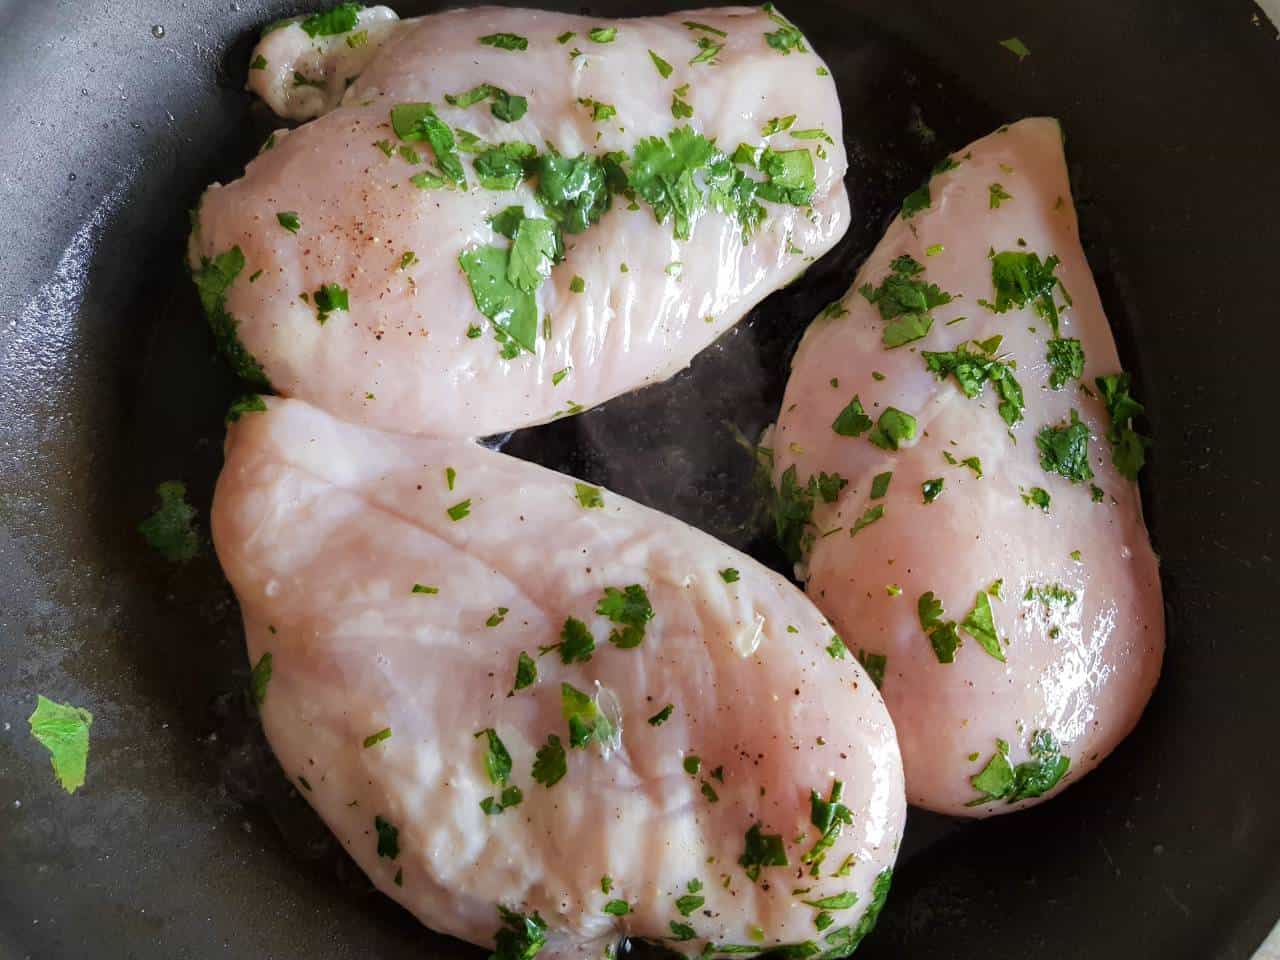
[1,0,1278,957]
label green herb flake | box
[676,891,706,916]
[493,907,547,960]
[250,652,273,705]
[276,211,300,233]
[601,876,614,894]
[739,822,789,881]
[313,282,349,324]
[926,243,945,256]
[557,31,575,44]
[1022,486,1051,511]
[28,696,93,794]
[859,254,953,348]
[363,727,392,748]
[922,339,1026,426]
[561,682,614,749]
[1037,410,1093,483]
[532,734,566,786]
[720,568,741,583]
[603,899,630,916]
[374,815,400,859]
[300,3,361,38]
[921,478,944,503]
[250,54,268,70]
[999,37,1032,61]
[480,32,528,50]
[649,49,674,77]
[870,472,893,499]
[831,395,873,437]
[670,921,697,941]
[762,115,798,137]
[648,704,675,726]
[969,730,1069,806]
[487,607,510,628]
[225,394,267,424]
[1095,373,1148,479]
[825,635,846,660]
[988,183,1014,209]
[763,3,808,54]
[543,617,595,664]
[569,275,586,293]
[139,481,199,562]
[390,102,466,186]
[411,583,439,595]
[857,650,887,689]
[597,584,655,649]
[802,779,852,873]
[683,755,702,775]
[578,98,618,123]
[981,250,1069,336]
[868,408,918,451]
[960,591,1006,662]
[849,504,885,538]
[588,26,618,43]
[475,727,513,785]
[918,592,961,663]
[1045,337,1086,390]
[802,891,858,911]
[689,37,723,64]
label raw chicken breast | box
[212,397,905,957]
[192,6,848,438]
[770,118,1163,816]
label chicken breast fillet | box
[770,118,1164,817]
[212,397,905,958]
[191,5,849,438]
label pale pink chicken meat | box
[212,397,905,957]
[771,118,1164,816]
[191,5,849,438]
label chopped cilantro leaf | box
[802,779,852,873]
[1037,410,1093,483]
[671,91,694,119]
[683,755,702,775]
[569,275,585,293]
[1047,337,1085,389]
[720,568,740,583]
[762,115,797,136]
[923,339,1025,426]
[868,408,917,451]
[573,482,603,508]
[226,394,267,423]
[532,735,566,786]
[670,921,697,941]
[480,32,528,50]
[374,815,399,858]
[870,472,892,499]
[689,37,723,64]
[858,254,952,347]
[1095,373,1148,479]
[561,683,613,749]
[802,892,858,911]
[922,478,944,503]
[901,183,931,219]
[399,250,418,270]
[250,54,268,70]
[597,584,655,648]
[28,696,93,794]
[390,103,466,186]
[459,245,538,354]
[139,481,199,562]
[999,37,1032,60]
[192,246,269,387]
[445,466,457,490]
[791,128,834,143]
[507,217,560,293]
[603,899,630,916]
[250,652,272,706]
[756,147,816,205]
[588,27,617,43]
[276,211,300,233]
[542,617,595,664]
[447,499,472,520]
[411,583,439,594]
[537,154,611,234]
[763,3,808,53]
[739,822,789,881]
[849,504,884,538]
[1022,486,1051,510]
[479,785,524,815]
[831,395,873,437]
[969,730,1068,806]
[918,592,961,663]
[484,607,510,629]
[983,250,1069,336]
[648,704,674,726]
[313,282,349,324]
[684,19,727,36]
[445,84,528,122]
[363,727,392,748]
[820,869,893,955]
[988,183,1013,208]
[649,49,674,77]
[493,907,547,960]
[768,464,849,561]
[578,97,617,123]
[556,31,574,44]
[960,591,1005,662]
[825,635,846,659]
[475,728,513,785]
[300,3,360,38]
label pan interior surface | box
[1,1,1278,958]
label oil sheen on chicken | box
[770,118,1164,816]
[212,397,905,958]
[190,5,849,438]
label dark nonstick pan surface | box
[2,1,1278,957]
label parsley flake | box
[28,696,93,794]
[139,481,199,562]
[597,584,654,648]
[720,568,741,583]
[649,49,674,77]
[969,730,1068,806]
[363,727,392,748]
[831,395,873,437]
[648,704,675,726]
[739,822,789,881]
[588,27,618,43]
[988,183,1013,208]
[561,683,614,749]
[276,211,300,233]
[532,735,566,786]
[999,37,1032,61]
[868,408,917,451]
[1047,338,1085,390]
[922,478,944,503]
[1037,410,1093,483]
[300,3,360,38]
[1095,373,1148,479]
[374,815,400,859]
[479,32,528,51]
[859,254,953,347]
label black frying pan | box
[2,1,1278,957]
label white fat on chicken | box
[193,5,849,438]
[771,117,1164,817]
[212,397,905,958]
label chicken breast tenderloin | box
[213,397,905,958]
[771,118,1163,816]
[192,5,848,438]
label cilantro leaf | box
[542,617,595,664]
[192,246,269,387]
[858,254,952,348]
[918,592,961,663]
[479,33,528,50]
[649,49,674,77]
[507,217,561,293]
[561,683,613,749]
[276,211,300,233]
[849,504,884,538]
[374,815,399,858]
[313,282,349,324]
[867,408,917,451]
[390,103,466,186]
[597,584,654,648]
[139,481,199,562]
[831,395,873,437]
[1047,337,1085,389]
[493,907,547,960]
[856,650,886,689]
[532,734,567,786]
[901,183,931,219]
[630,126,720,240]
[28,696,93,794]
[820,869,893,955]
[756,148,816,205]
[648,704,674,726]
[988,183,1013,208]
[574,483,603,508]
[670,921,697,941]
[763,3,808,53]
[512,651,537,691]
[1022,486,1051,511]
[1036,410,1093,483]
[923,340,1025,426]
[459,245,538,354]
[960,591,1005,662]
[999,37,1032,61]
[363,727,392,748]
[1095,373,1148,480]
[537,154,611,234]
[802,779,852,873]
[968,730,1069,806]
[983,250,1069,336]
[720,568,740,583]
[447,499,472,521]
[445,84,528,122]
[300,3,360,38]
[922,478,944,503]
[739,822,789,881]
[250,652,272,705]
[768,464,849,562]
[870,472,892,498]
[588,26,617,43]
[475,728,513,786]
[226,394,267,424]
